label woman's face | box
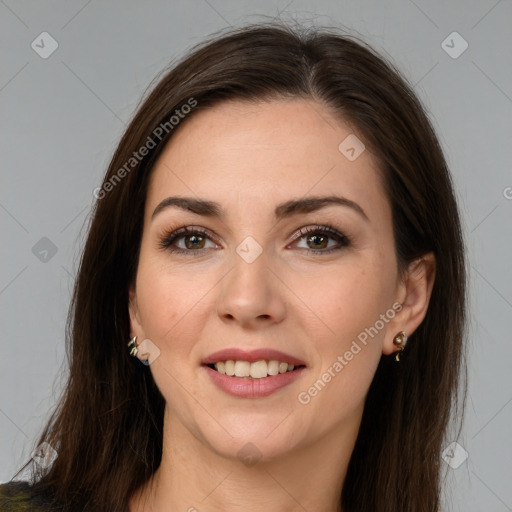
[129,98,410,461]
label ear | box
[128,284,144,339]
[382,252,436,355]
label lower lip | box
[203,365,306,398]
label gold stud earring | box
[128,336,138,357]
[393,331,408,362]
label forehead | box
[146,98,388,224]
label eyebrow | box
[151,195,369,222]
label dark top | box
[0,481,50,511]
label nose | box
[216,247,286,329]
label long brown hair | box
[18,22,466,511]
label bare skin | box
[128,98,435,511]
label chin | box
[191,411,304,464]
[209,432,298,465]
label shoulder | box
[0,481,49,511]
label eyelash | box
[158,224,350,255]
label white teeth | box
[267,360,279,376]
[212,359,299,378]
[250,360,268,378]
[224,360,235,376]
[234,361,250,377]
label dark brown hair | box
[16,22,467,511]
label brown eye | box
[184,234,206,249]
[159,227,219,254]
[306,233,329,250]
[291,225,350,254]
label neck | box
[130,406,362,512]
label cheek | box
[294,256,395,411]
[294,252,396,343]
[132,248,225,398]
[134,248,210,339]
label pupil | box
[309,234,327,249]
[186,235,204,249]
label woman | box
[0,22,467,512]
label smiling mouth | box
[206,359,305,379]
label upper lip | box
[202,348,306,367]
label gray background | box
[1,1,511,510]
